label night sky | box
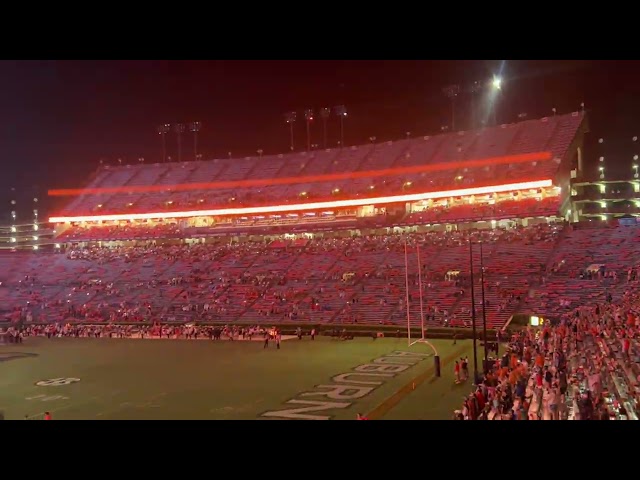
[1,60,638,219]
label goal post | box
[405,236,440,376]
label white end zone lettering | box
[300,384,374,401]
[261,400,351,420]
[35,378,80,387]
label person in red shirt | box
[44,412,52,420]
[623,336,630,361]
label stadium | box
[0,61,639,421]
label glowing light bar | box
[48,152,552,197]
[49,179,553,223]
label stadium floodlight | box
[284,112,297,151]
[334,105,347,148]
[492,76,502,90]
[157,124,171,162]
[304,109,314,152]
[442,84,460,131]
[320,107,331,149]
[174,123,186,162]
[189,122,202,161]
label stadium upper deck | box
[49,112,586,226]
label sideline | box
[366,345,469,420]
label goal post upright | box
[407,237,440,375]
[404,236,412,347]
[417,242,425,341]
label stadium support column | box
[304,109,314,152]
[443,85,460,131]
[157,124,170,162]
[335,105,347,148]
[174,123,186,162]
[285,112,296,152]
[480,241,488,373]
[469,240,479,384]
[320,107,331,149]
[190,122,202,161]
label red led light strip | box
[49,179,554,223]
[48,151,552,197]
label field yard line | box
[24,391,122,419]
[366,346,469,420]
[95,391,168,419]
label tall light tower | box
[304,109,314,152]
[284,112,296,151]
[320,107,331,149]
[174,123,186,162]
[469,80,482,130]
[189,122,202,161]
[443,84,460,131]
[157,124,170,162]
[334,105,347,147]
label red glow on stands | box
[47,151,553,197]
[49,179,554,223]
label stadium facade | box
[31,111,592,246]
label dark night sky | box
[0,60,639,218]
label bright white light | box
[33,245,38,250]
[33,235,38,241]
[492,76,502,90]
[49,179,553,224]
[10,237,16,243]
[33,224,38,231]
[55,243,61,249]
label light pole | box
[189,122,202,161]
[285,112,296,151]
[174,123,185,162]
[469,80,482,130]
[443,84,460,131]
[334,105,347,148]
[479,241,488,372]
[304,109,314,152]
[157,124,170,162]
[257,149,263,158]
[469,240,479,384]
[320,107,331,149]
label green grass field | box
[0,336,474,420]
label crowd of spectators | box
[1,223,568,330]
[455,281,640,420]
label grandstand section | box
[3,110,618,335]
[47,112,587,240]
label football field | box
[0,336,474,420]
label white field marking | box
[25,394,69,402]
[210,398,264,415]
[95,392,168,418]
[24,394,106,419]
